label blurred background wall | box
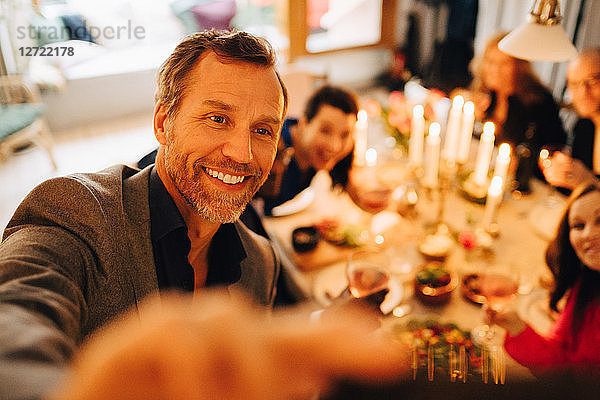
[0,0,598,132]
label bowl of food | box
[415,262,457,304]
[291,226,320,253]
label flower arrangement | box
[457,228,492,251]
[363,85,445,151]
[457,230,478,250]
[456,228,494,263]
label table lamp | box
[498,0,577,62]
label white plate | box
[270,187,315,217]
[312,263,404,315]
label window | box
[288,0,395,60]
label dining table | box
[262,159,567,384]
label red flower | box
[362,98,382,117]
[387,111,410,134]
[388,91,406,111]
[458,230,477,250]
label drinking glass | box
[472,266,519,346]
[350,166,393,245]
[538,143,569,208]
[471,268,516,383]
[346,249,391,299]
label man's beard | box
[164,147,263,223]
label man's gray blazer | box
[0,165,280,399]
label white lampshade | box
[498,0,577,62]
[499,22,577,62]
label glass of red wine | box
[472,266,519,346]
[346,249,391,299]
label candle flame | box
[429,122,441,137]
[499,143,511,158]
[413,104,424,118]
[452,95,464,109]
[463,101,474,115]
[540,148,550,160]
[483,121,495,136]
[358,109,368,124]
[365,148,377,166]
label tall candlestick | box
[409,105,425,166]
[457,101,475,164]
[473,122,496,187]
[482,176,503,230]
[423,122,441,187]
[353,110,368,166]
[493,143,511,184]
[434,97,451,132]
[443,95,464,163]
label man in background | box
[543,48,600,189]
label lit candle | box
[443,95,464,163]
[482,176,503,230]
[472,122,495,187]
[493,143,511,184]
[409,105,425,166]
[365,147,377,167]
[353,110,368,167]
[423,122,441,187]
[364,147,378,183]
[457,101,475,164]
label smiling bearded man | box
[0,29,289,400]
[164,139,264,223]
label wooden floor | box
[0,112,158,235]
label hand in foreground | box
[542,152,596,190]
[484,305,527,338]
[319,288,389,331]
[49,290,408,400]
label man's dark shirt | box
[148,167,244,292]
[571,118,596,173]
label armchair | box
[0,75,56,169]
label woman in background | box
[468,32,566,185]
[470,32,566,148]
[489,183,600,374]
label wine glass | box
[349,165,393,245]
[346,249,391,299]
[538,143,569,208]
[472,266,519,347]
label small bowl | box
[292,226,320,253]
[414,263,457,304]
